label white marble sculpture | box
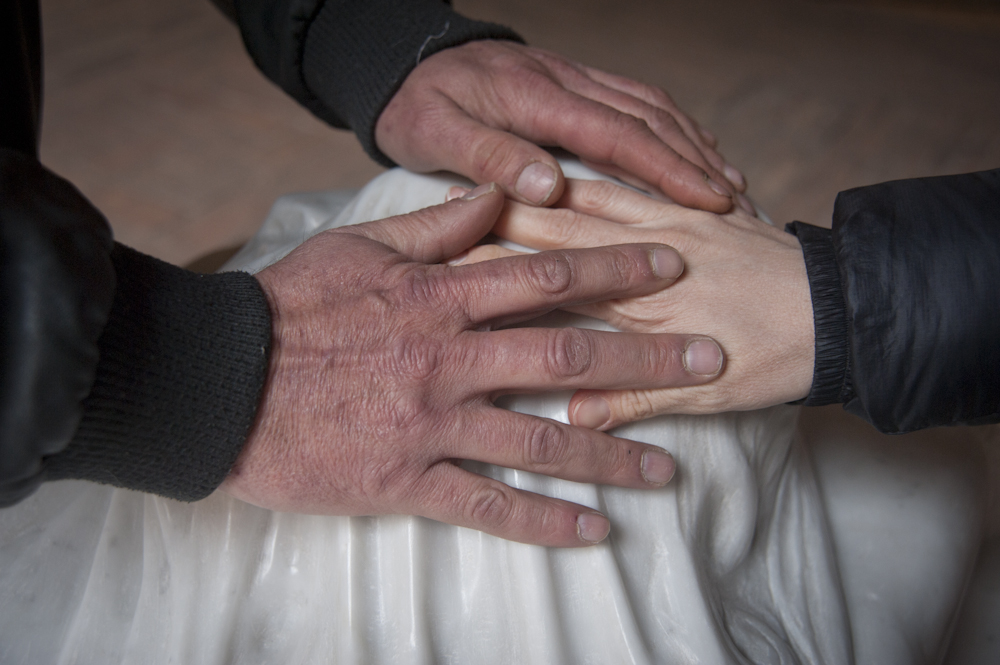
[0,161,991,664]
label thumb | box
[439,114,567,206]
[343,182,505,263]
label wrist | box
[784,221,853,406]
[302,0,523,165]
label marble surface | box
[0,164,992,663]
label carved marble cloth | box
[0,162,984,664]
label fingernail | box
[641,449,675,485]
[515,162,557,205]
[736,193,756,216]
[724,164,746,190]
[705,175,730,198]
[683,338,723,376]
[577,512,611,543]
[445,250,470,266]
[573,396,610,429]
[447,186,470,202]
[651,247,683,280]
[462,182,497,200]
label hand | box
[221,184,726,547]
[452,179,815,427]
[375,40,749,212]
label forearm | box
[790,169,1000,433]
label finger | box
[446,243,523,267]
[559,69,736,189]
[417,108,568,206]
[466,327,723,392]
[448,243,683,323]
[492,198,649,252]
[530,51,711,158]
[413,462,612,547]
[576,158,676,202]
[577,66,699,140]
[571,388,665,429]
[450,407,675,488]
[568,382,729,429]
[528,93,733,212]
[576,66,746,191]
[343,183,504,263]
[550,178,760,227]
[698,126,719,148]
[554,179,675,226]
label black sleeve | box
[787,168,1000,434]
[0,151,272,505]
[230,0,523,165]
[1,0,274,506]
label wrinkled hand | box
[221,184,726,547]
[453,180,815,427]
[376,40,748,212]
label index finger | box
[521,88,734,213]
[447,242,683,325]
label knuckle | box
[534,209,584,248]
[648,86,676,108]
[647,109,683,136]
[619,390,656,422]
[470,134,519,181]
[546,328,594,379]
[393,267,450,307]
[576,180,624,212]
[606,248,641,287]
[608,116,655,163]
[616,115,654,142]
[385,391,432,431]
[527,251,574,295]
[467,485,516,529]
[527,420,568,466]
[644,339,681,380]
[360,456,415,503]
[390,336,446,382]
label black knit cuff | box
[302,0,523,166]
[46,244,272,501]
[785,222,853,406]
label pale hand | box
[453,179,815,428]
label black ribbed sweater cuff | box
[302,0,523,166]
[46,244,272,501]
[785,222,853,406]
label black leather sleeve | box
[788,169,1000,433]
[1,0,275,507]
[0,149,115,506]
[230,0,522,165]
[0,151,273,505]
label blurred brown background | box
[31,0,1000,656]
[38,0,1000,266]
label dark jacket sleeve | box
[229,0,523,165]
[1,0,274,507]
[0,151,273,505]
[787,169,1000,434]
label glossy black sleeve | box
[788,169,1000,433]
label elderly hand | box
[375,40,748,212]
[221,184,725,547]
[452,179,815,427]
